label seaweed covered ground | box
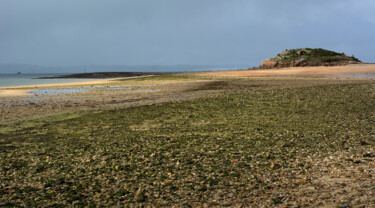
[1,76,375,207]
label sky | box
[1,0,375,69]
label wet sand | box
[1,64,375,124]
[0,77,214,125]
[0,79,112,97]
[1,64,374,97]
[0,77,127,90]
[0,90,29,97]
[0,76,153,97]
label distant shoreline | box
[191,64,375,77]
[36,72,169,79]
[0,78,118,90]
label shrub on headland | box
[259,48,362,69]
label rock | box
[257,48,362,69]
[297,50,307,56]
[259,59,278,69]
[363,152,375,158]
[293,58,308,67]
[282,49,290,55]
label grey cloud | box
[0,0,374,69]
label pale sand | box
[1,65,374,97]
[0,90,29,97]
[192,64,375,77]
[0,78,120,90]
[0,77,141,97]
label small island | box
[259,48,362,69]
[37,72,166,79]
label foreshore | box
[1,64,375,207]
[0,78,120,97]
[1,68,374,207]
[0,76,156,89]
[1,64,375,124]
[1,64,374,93]
[0,76,158,97]
[1,63,374,100]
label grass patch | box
[274,48,361,63]
[0,112,88,134]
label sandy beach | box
[1,64,374,98]
[0,79,115,97]
[0,90,29,97]
[1,64,375,122]
[0,76,214,124]
[193,64,375,77]
[0,76,155,97]
[0,77,129,90]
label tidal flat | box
[0,74,374,207]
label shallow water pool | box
[28,89,89,94]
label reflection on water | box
[27,84,162,95]
[137,89,160,92]
[0,73,99,87]
[83,85,155,88]
[28,89,89,94]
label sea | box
[2,66,374,88]
[0,65,251,87]
[0,74,99,87]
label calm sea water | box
[0,74,99,87]
[0,65,252,87]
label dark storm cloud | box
[0,0,374,67]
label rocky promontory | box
[259,48,361,69]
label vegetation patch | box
[1,78,374,207]
[260,48,362,69]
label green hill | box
[260,48,361,69]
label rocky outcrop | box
[259,48,361,69]
[259,59,278,69]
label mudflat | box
[1,65,375,207]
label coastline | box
[0,78,116,89]
[0,76,158,99]
[2,64,375,89]
[1,64,375,97]
[0,78,117,97]
[0,75,156,96]
[36,72,166,79]
[192,64,375,77]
